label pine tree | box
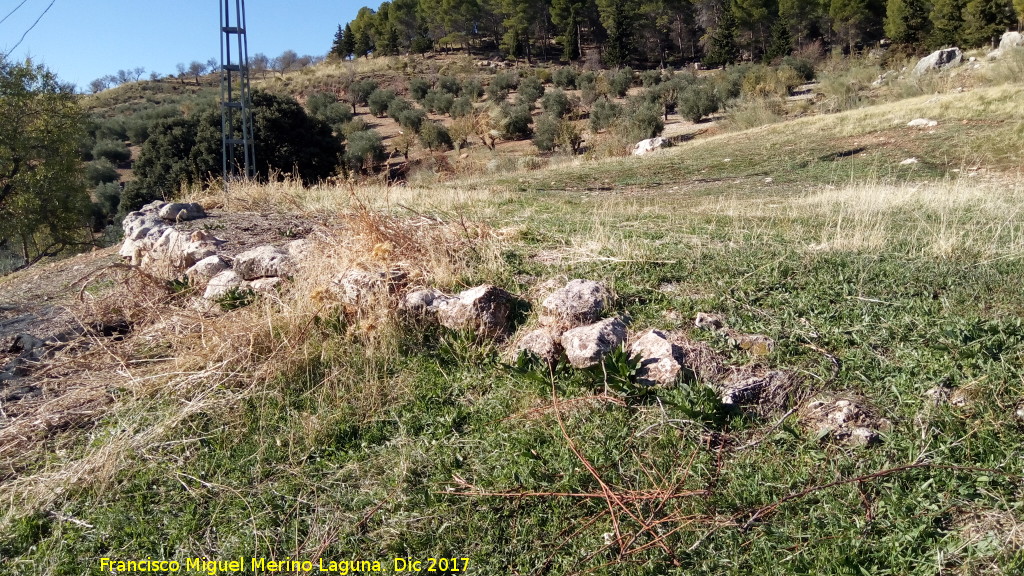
[342,24,356,58]
[765,18,793,60]
[597,0,640,67]
[929,0,965,47]
[704,7,739,67]
[732,0,779,59]
[884,0,931,44]
[330,25,347,58]
[830,0,882,51]
[562,6,582,61]
[961,0,1015,46]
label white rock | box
[539,279,610,331]
[629,329,685,386]
[912,47,962,75]
[250,277,283,294]
[900,157,919,165]
[907,118,938,128]
[561,317,628,369]
[157,202,206,221]
[516,328,562,365]
[631,137,667,156]
[233,245,293,280]
[401,288,449,314]
[1000,31,1024,51]
[203,270,246,299]
[185,256,229,284]
[436,284,516,338]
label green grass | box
[4,82,1024,575]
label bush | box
[724,97,786,130]
[640,70,663,87]
[517,75,545,107]
[398,108,426,133]
[462,78,484,100]
[618,100,664,141]
[487,71,518,102]
[344,129,385,173]
[532,114,559,152]
[409,77,431,101]
[541,89,573,118]
[86,159,119,185]
[609,67,633,97]
[92,140,131,164]
[91,182,122,229]
[348,79,378,107]
[437,76,461,96]
[306,92,353,131]
[782,55,816,81]
[340,118,368,138]
[450,96,473,118]
[589,97,621,132]
[418,121,452,151]
[499,104,533,140]
[552,67,577,89]
[367,89,397,116]
[677,81,721,122]
[387,97,413,121]
[423,90,455,115]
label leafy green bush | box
[340,118,368,138]
[387,97,412,121]
[640,69,663,87]
[677,81,722,122]
[348,79,378,107]
[552,67,577,89]
[423,90,455,114]
[589,97,621,132]
[541,89,573,118]
[516,75,545,107]
[409,77,431,101]
[418,121,453,151]
[461,78,484,100]
[367,89,397,116]
[782,55,816,81]
[92,140,131,164]
[86,159,119,185]
[343,129,385,173]
[305,92,353,132]
[499,104,533,140]
[437,76,461,96]
[609,67,633,97]
[90,182,122,229]
[532,114,559,152]
[450,96,473,118]
[486,71,518,102]
[617,100,663,141]
[398,108,426,133]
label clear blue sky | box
[0,0,363,90]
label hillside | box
[3,52,1024,575]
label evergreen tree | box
[597,0,640,66]
[331,25,347,58]
[929,0,965,46]
[563,6,582,61]
[765,18,794,60]
[704,7,739,67]
[733,0,779,59]
[830,0,884,51]
[885,0,931,44]
[961,0,1015,46]
[342,23,356,57]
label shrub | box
[340,118,368,138]
[418,121,453,151]
[86,159,119,185]
[387,97,413,121]
[96,118,128,141]
[589,97,621,132]
[532,114,559,152]
[344,129,385,173]
[348,79,378,107]
[517,75,545,107]
[541,89,573,118]
[609,67,633,97]
[462,78,484,100]
[437,76,461,96]
[306,92,353,131]
[367,89,397,116]
[552,67,577,89]
[92,140,131,164]
[619,100,664,141]
[398,108,426,133]
[535,68,552,84]
[423,90,455,114]
[782,55,816,81]
[449,116,474,152]
[640,70,663,87]
[91,182,122,229]
[677,81,721,122]
[724,97,786,130]
[450,96,473,118]
[499,104,533,140]
[487,71,518,102]
[409,77,431,101]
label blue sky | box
[0,0,363,90]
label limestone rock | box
[539,279,609,331]
[561,317,628,369]
[632,137,668,156]
[233,245,293,280]
[333,269,406,305]
[185,255,229,284]
[158,202,206,222]
[1000,31,1023,51]
[436,284,516,338]
[203,270,246,300]
[250,277,283,294]
[516,328,562,366]
[907,118,938,128]
[629,329,686,386]
[912,47,962,75]
[401,288,449,314]
[694,312,726,331]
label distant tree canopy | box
[336,0,1020,66]
[0,58,91,267]
[131,91,342,211]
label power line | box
[2,0,56,59]
[0,0,31,26]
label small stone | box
[629,329,685,386]
[561,317,628,369]
[848,426,881,446]
[436,284,516,338]
[185,255,229,284]
[727,331,775,356]
[900,157,919,165]
[907,118,938,128]
[203,270,245,299]
[233,245,293,280]
[539,279,610,331]
[250,277,283,294]
[694,312,725,331]
[516,328,562,366]
[401,288,448,314]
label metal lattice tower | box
[220,0,255,190]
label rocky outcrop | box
[158,202,206,222]
[907,118,938,128]
[233,246,294,280]
[912,47,962,75]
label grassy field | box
[3,80,1024,575]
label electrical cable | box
[0,0,31,26]
[2,0,56,59]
